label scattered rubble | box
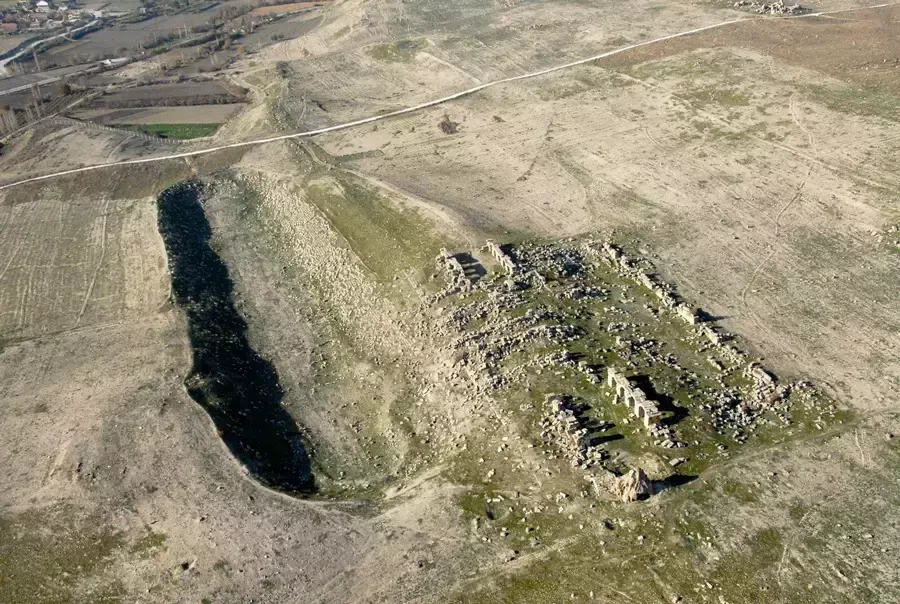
[744,362,777,407]
[540,394,607,468]
[434,248,474,298]
[733,0,805,14]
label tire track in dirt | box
[74,197,110,328]
[773,93,816,238]
[740,91,819,320]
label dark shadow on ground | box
[561,396,621,445]
[630,374,688,427]
[453,252,487,280]
[696,309,728,322]
[588,432,624,446]
[157,180,315,495]
[653,473,699,495]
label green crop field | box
[117,123,220,139]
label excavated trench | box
[157,180,314,494]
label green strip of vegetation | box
[117,123,220,139]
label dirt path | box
[1,2,898,192]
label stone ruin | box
[540,394,606,468]
[586,240,751,369]
[541,395,657,503]
[607,368,662,428]
[584,466,652,502]
[733,0,804,14]
[590,241,701,328]
[486,240,517,274]
[435,248,473,297]
[676,304,698,325]
[701,324,722,345]
[744,362,777,407]
[610,467,652,502]
[429,236,830,503]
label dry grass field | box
[2,0,900,601]
[0,190,167,338]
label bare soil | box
[87,81,241,108]
[598,7,900,95]
[71,103,246,124]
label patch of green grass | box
[681,85,751,108]
[789,503,808,521]
[369,39,425,62]
[605,35,633,47]
[709,528,785,594]
[721,478,760,504]
[0,506,125,603]
[301,166,451,283]
[131,530,167,558]
[7,161,192,203]
[624,50,746,82]
[802,84,900,123]
[117,123,220,139]
[690,119,748,142]
[538,80,590,101]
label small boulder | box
[611,467,652,502]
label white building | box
[35,0,50,12]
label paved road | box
[0,3,896,192]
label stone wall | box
[606,367,662,428]
[486,240,517,274]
